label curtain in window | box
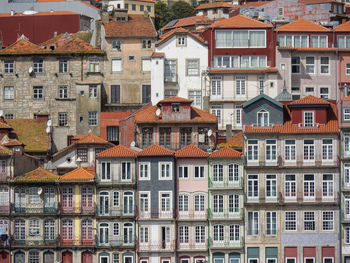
[216,31,232,48]
[259,56,267,68]
[232,56,239,68]
[250,31,265,47]
[320,36,327,48]
[338,36,345,48]
[301,35,308,47]
[233,31,248,47]
[286,35,293,47]
[310,36,318,48]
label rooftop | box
[157,28,206,46]
[0,145,12,155]
[210,147,242,158]
[162,16,212,31]
[240,1,272,7]
[158,96,193,104]
[97,145,138,158]
[209,14,272,28]
[14,167,59,182]
[196,2,237,10]
[75,132,112,144]
[60,167,95,182]
[288,95,330,105]
[138,144,174,157]
[219,132,243,149]
[276,18,331,32]
[335,20,350,31]
[175,144,209,158]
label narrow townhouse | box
[175,144,209,263]
[59,167,96,263]
[136,144,176,263]
[10,168,60,263]
[95,145,138,263]
[243,95,340,263]
[201,14,278,134]
[151,28,208,107]
[208,147,244,263]
[276,19,337,100]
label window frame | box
[186,59,200,76]
[159,162,172,180]
[139,162,150,180]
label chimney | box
[226,125,232,141]
[10,10,14,16]
[294,15,299,20]
[343,18,347,24]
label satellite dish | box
[156,108,161,116]
[37,188,42,195]
[46,127,51,134]
[0,110,3,117]
[28,67,33,74]
[207,129,213,137]
[130,141,136,147]
[76,157,82,163]
[47,120,52,127]
[107,5,114,12]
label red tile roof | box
[158,96,193,104]
[210,14,272,28]
[220,132,243,149]
[151,52,165,57]
[0,145,12,155]
[1,39,43,53]
[278,47,337,51]
[240,1,272,7]
[288,95,330,105]
[157,28,206,46]
[14,167,59,182]
[53,37,103,53]
[175,144,209,158]
[209,67,278,73]
[134,105,217,123]
[162,16,212,31]
[0,121,12,129]
[60,167,95,182]
[79,0,101,11]
[343,95,350,101]
[104,14,157,37]
[210,147,242,158]
[299,0,340,4]
[76,132,111,144]
[3,139,24,147]
[276,18,331,32]
[138,144,174,156]
[335,20,350,31]
[97,145,138,158]
[196,2,237,10]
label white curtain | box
[250,31,265,47]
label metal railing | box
[11,203,59,214]
[59,235,96,246]
[177,240,207,250]
[137,209,175,219]
[208,208,243,220]
[12,238,59,247]
[177,209,207,220]
[60,202,95,214]
[138,241,176,251]
[96,206,135,217]
[96,237,135,247]
[209,177,243,188]
[208,237,244,248]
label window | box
[159,127,171,148]
[112,40,122,50]
[322,211,334,230]
[165,60,177,82]
[211,105,222,125]
[345,164,350,187]
[0,187,8,206]
[62,219,73,240]
[4,60,14,73]
[304,112,314,127]
[62,187,73,209]
[113,222,119,236]
[213,164,223,182]
[303,174,315,199]
[178,166,189,179]
[247,140,258,161]
[59,86,68,99]
[213,224,224,241]
[285,174,296,198]
[177,36,186,46]
[195,225,205,243]
[139,163,150,180]
[160,192,171,213]
[58,112,68,126]
[159,162,172,180]
[33,86,43,99]
[111,85,120,104]
[258,76,265,94]
[235,76,246,97]
[112,58,122,72]
[214,55,267,69]
[229,224,240,241]
[81,219,93,241]
[347,64,350,75]
[291,56,300,74]
[320,57,329,74]
[266,175,277,198]
[59,59,68,73]
[99,223,109,244]
[186,59,199,76]
[107,126,118,142]
[228,164,239,182]
[310,35,328,48]
[320,87,329,99]
[29,219,40,236]
[191,166,204,180]
[266,211,277,235]
[142,58,151,72]
[257,110,269,127]
[247,175,259,198]
[88,111,97,126]
[142,127,153,148]
[346,227,350,244]
[113,191,119,206]
[266,140,277,161]
[147,6,151,12]
[140,226,148,243]
[4,113,13,119]
[291,87,300,100]
[285,140,296,161]
[44,219,55,240]
[33,59,43,73]
[29,251,39,263]
[213,194,223,213]
[189,91,201,108]
[142,39,152,49]
[304,211,315,231]
[29,187,40,204]
[215,30,265,48]
[77,148,88,162]
[211,77,222,97]
[306,57,315,74]
[180,128,192,146]
[338,35,350,48]
[14,219,25,240]
[89,85,97,98]
[194,195,205,211]
[235,105,242,126]
[132,4,136,10]
[285,211,297,230]
[121,162,131,181]
[305,87,315,96]
[179,226,189,244]
[89,59,99,72]
[278,35,308,48]
[123,192,133,215]
[303,139,315,161]
[247,211,259,235]
[101,162,111,181]
[229,194,239,213]
[164,90,177,98]
[322,174,333,198]
[172,103,180,112]
[139,192,149,213]
[3,86,14,100]
[278,7,284,16]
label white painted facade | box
[151,32,208,108]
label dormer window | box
[257,110,269,127]
[172,103,180,112]
[304,111,314,127]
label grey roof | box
[243,94,283,108]
[275,89,292,101]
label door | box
[14,252,25,263]
[82,187,93,210]
[111,85,120,104]
[123,223,133,244]
[44,187,55,211]
[62,251,73,263]
[161,226,170,249]
[0,251,9,263]
[100,256,109,263]
[99,223,109,245]
[125,256,133,263]
[99,192,109,215]
[14,188,25,212]
[43,251,54,263]
[82,251,93,263]
[123,192,133,215]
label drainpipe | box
[207,157,210,263]
[337,47,342,263]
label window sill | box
[86,71,104,76]
[55,97,76,101]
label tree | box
[170,1,196,20]
[155,0,172,30]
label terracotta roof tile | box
[158,96,193,104]
[240,1,272,7]
[175,144,209,158]
[162,16,212,30]
[76,132,111,144]
[343,95,350,101]
[335,20,350,31]
[220,132,242,149]
[196,2,237,10]
[138,144,174,156]
[134,105,217,123]
[276,18,331,32]
[60,167,95,182]
[79,0,101,10]
[104,14,156,37]
[53,37,103,53]
[14,167,59,182]
[0,145,12,155]
[278,47,337,51]
[289,95,330,105]
[157,28,206,46]
[210,147,242,158]
[299,0,340,4]
[0,121,12,129]
[3,139,24,147]
[0,39,43,53]
[209,67,278,73]
[151,52,165,57]
[97,145,138,158]
[210,14,272,28]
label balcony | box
[208,208,243,220]
[245,195,280,204]
[11,203,59,215]
[245,156,281,167]
[177,240,207,250]
[96,206,135,217]
[208,237,244,249]
[12,238,59,247]
[137,209,175,220]
[60,236,96,247]
[0,205,10,214]
[138,241,175,252]
[279,192,339,205]
[60,203,95,215]
[97,237,135,248]
[177,210,207,221]
[209,177,243,189]
[279,156,339,168]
